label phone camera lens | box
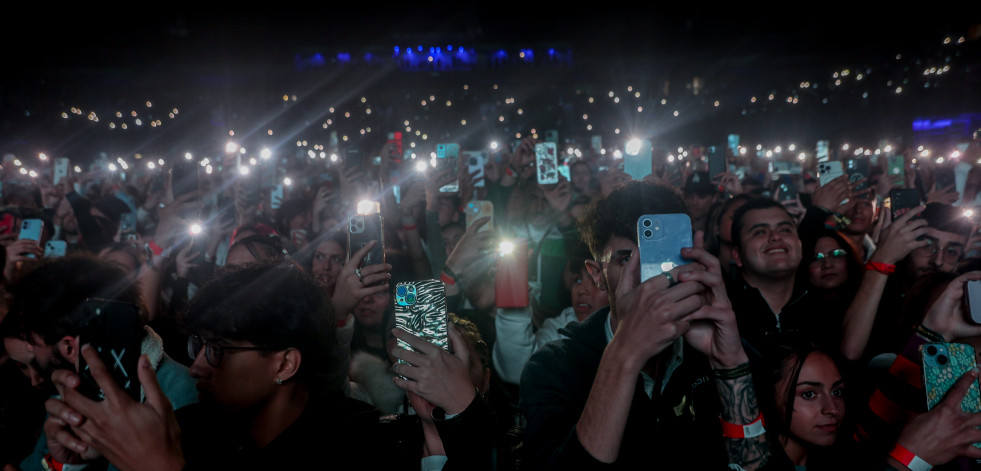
[644,229,653,238]
[938,354,948,365]
[397,286,406,296]
[643,219,652,228]
[926,345,938,356]
[406,294,415,303]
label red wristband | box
[147,241,165,257]
[864,261,896,275]
[402,224,417,231]
[440,272,456,286]
[719,413,766,439]
[42,454,64,471]
[889,443,933,471]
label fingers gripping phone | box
[348,214,385,267]
[394,280,448,376]
[921,342,981,448]
[889,189,920,220]
[77,299,145,401]
[637,214,693,283]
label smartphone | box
[120,212,138,241]
[624,140,653,182]
[845,159,870,192]
[777,182,798,202]
[922,343,981,432]
[18,219,43,258]
[270,184,284,210]
[637,214,693,283]
[54,158,70,186]
[707,145,726,180]
[935,167,956,191]
[817,161,844,187]
[394,280,449,375]
[44,240,67,258]
[545,129,559,144]
[465,200,494,232]
[436,143,460,193]
[171,161,198,197]
[558,163,571,181]
[535,142,559,184]
[967,280,981,324]
[348,214,385,267]
[0,213,15,235]
[76,299,144,401]
[386,132,403,163]
[888,155,905,182]
[889,189,920,220]
[345,149,364,172]
[463,151,486,189]
[495,239,529,308]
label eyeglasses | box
[811,249,847,265]
[187,335,272,367]
[913,237,963,262]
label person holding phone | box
[520,181,768,469]
[0,254,197,471]
[41,260,393,470]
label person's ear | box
[584,260,606,290]
[731,246,743,267]
[274,348,302,383]
[57,335,80,365]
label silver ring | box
[355,267,364,283]
[663,272,677,288]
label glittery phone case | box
[395,280,448,372]
[922,342,981,415]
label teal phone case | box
[922,342,981,448]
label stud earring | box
[275,378,284,385]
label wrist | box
[889,442,933,471]
[709,350,750,371]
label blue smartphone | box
[623,140,653,181]
[637,214,693,283]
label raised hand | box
[49,346,185,471]
[392,324,476,415]
[330,240,391,317]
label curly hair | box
[576,180,687,259]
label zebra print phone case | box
[394,280,448,372]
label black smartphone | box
[778,182,798,202]
[346,149,364,172]
[967,280,981,324]
[171,161,198,197]
[845,158,870,192]
[707,145,726,180]
[935,167,956,191]
[76,299,144,402]
[348,214,385,268]
[889,189,920,220]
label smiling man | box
[727,198,824,350]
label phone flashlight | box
[415,161,428,173]
[357,200,380,215]
[189,222,203,236]
[498,240,515,257]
